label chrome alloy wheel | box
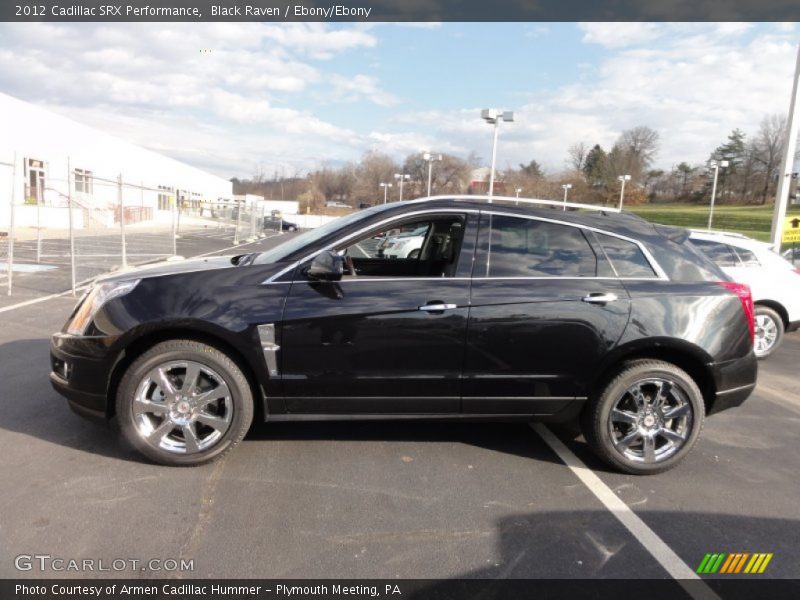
[754,313,779,357]
[132,360,233,455]
[607,378,693,464]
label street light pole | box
[617,174,631,210]
[707,160,729,230]
[423,152,442,197]
[379,182,392,204]
[481,109,514,202]
[394,173,410,201]
[562,183,572,210]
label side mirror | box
[306,250,343,281]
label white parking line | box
[531,423,718,598]
[0,234,284,313]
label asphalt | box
[0,229,798,582]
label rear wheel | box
[753,305,783,359]
[117,340,253,466]
[407,249,420,259]
[582,360,704,474]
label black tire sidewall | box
[116,341,254,466]
[754,305,784,359]
[585,361,705,475]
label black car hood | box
[96,255,249,284]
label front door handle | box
[418,303,457,312]
[582,292,618,304]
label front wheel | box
[117,340,254,466]
[753,305,784,359]
[582,360,705,475]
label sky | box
[0,21,798,180]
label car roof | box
[689,230,773,252]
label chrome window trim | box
[261,208,478,284]
[261,206,669,284]
[478,209,669,281]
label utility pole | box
[770,43,800,252]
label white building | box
[0,92,233,230]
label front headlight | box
[66,279,140,335]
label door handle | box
[582,293,618,304]
[418,303,457,312]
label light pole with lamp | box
[561,183,572,210]
[379,182,393,204]
[394,173,410,201]
[707,160,729,230]
[617,175,631,210]
[481,109,514,201]
[423,152,442,197]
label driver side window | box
[339,215,465,278]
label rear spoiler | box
[653,223,690,244]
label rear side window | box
[593,232,657,278]
[733,247,760,267]
[690,239,737,267]
[485,215,600,277]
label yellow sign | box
[783,216,800,243]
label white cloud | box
[579,23,664,48]
[328,74,400,107]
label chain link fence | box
[1,157,296,297]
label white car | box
[690,230,800,358]
[378,225,428,259]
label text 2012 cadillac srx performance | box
[50,196,758,474]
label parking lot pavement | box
[0,280,798,580]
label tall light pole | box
[707,160,729,230]
[617,174,631,210]
[394,173,410,201]
[379,182,393,204]
[423,152,442,197]
[481,109,514,201]
[561,183,572,210]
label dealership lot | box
[0,232,798,582]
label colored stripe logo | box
[696,552,773,574]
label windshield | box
[253,207,385,264]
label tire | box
[407,249,420,259]
[581,360,705,475]
[753,305,784,359]
[116,340,254,466]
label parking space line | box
[531,423,718,598]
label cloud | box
[328,74,400,107]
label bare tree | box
[753,114,787,204]
[567,142,588,172]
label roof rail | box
[405,194,621,214]
[689,228,749,239]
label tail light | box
[718,281,755,343]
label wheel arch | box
[588,338,716,414]
[753,299,789,327]
[106,324,266,421]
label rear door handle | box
[418,303,457,312]
[581,293,618,304]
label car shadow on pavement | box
[246,420,569,468]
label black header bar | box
[2,0,800,22]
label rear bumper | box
[707,351,758,415]
[50,333,115,420]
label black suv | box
[50,196,757,473]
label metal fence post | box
[171,189,177,257]
[7,152,16,295]
[36,171,42,263]
[234,199,242,245]
[67,158,76,296]
[118,174,127,268]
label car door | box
[462,212,633,415]
[278,211,478,414]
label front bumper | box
[707,350,758,415]
[50,333,116,420]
